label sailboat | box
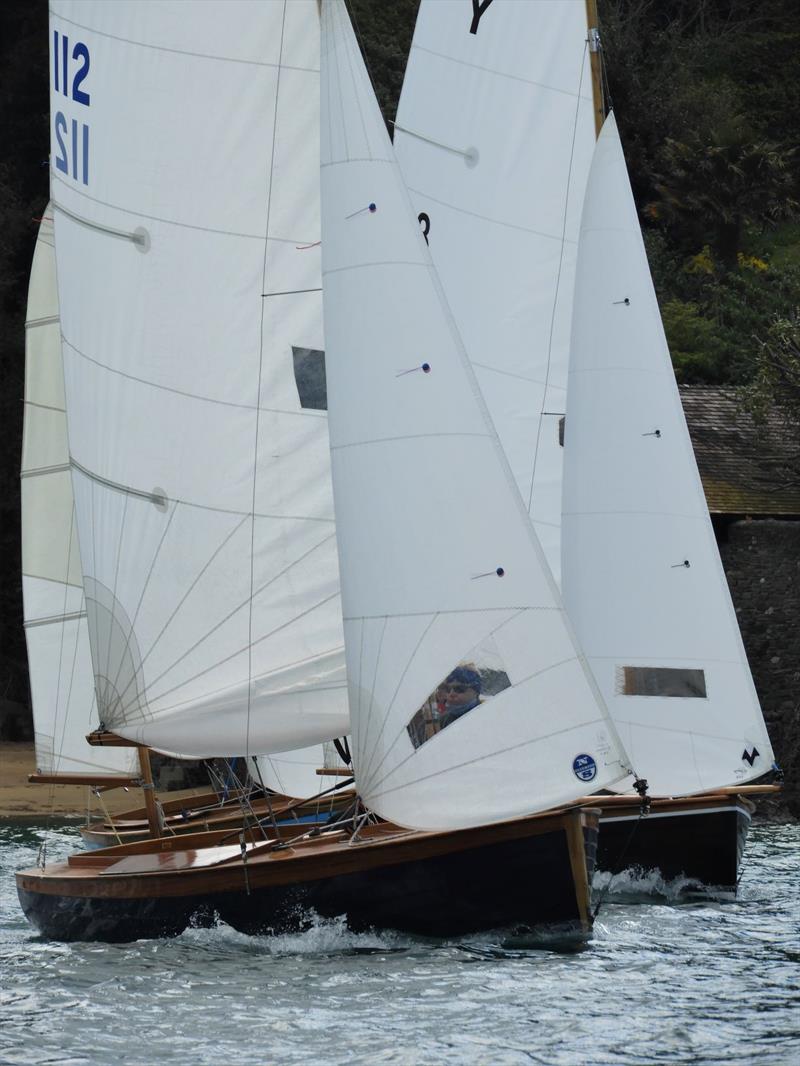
[561,110,778,887]
[17,0,637,944]
[393,0,778,890]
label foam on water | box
[2,820,799,1066]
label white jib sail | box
[22,208,137,776]
[561,113,774,796]
[49,1,348,756]
[249,740,349,800]
[393,0,596,584]
[320,0,631,831]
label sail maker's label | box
[572,754,597,783]
[52,30,91,187]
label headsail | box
[49,1,348,756]
[394,0,596,583]
[320,0,631,831]
[22,209,137,776]
[561,113,774,795]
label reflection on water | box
[2,820,799,1065]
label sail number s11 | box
[52,31,90,186]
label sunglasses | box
[444,683,472,694]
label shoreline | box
[0,743,207,818]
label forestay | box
[49,1,348,755]
[561,113,774,796]
[394,0,596,584]
[22,209,137,776]
[320,0,630,831]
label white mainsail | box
[49,1,348,756]
[320,0,631,831]
[22,209,137,777]
[561,113,774,796]
[393,0,596,583]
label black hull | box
[597,799,751,891]
[18,812,597,945]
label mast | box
[585,0,605,137]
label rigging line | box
[354,617,366,787]
[115,528,338,717]
[344,605,555,622]
[24,611,87,629]
[333,0,350,161]
[355,613,389,794]
[247,0,288,763]
[344,0,382,138]
[322,258,425,277]
[592,812,645,921]
[112,512,250,713]
[341,0,372,161]
[103,500,180,710]
[470,361,549,387]
[262,287,322,298]
[359,613,438,797]
[362,608,527,792]
[23,400,66,415]
[526,39,589,516]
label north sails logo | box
[742,747,760,766]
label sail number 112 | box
[52,31,91,186]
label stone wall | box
[717,517,800,817]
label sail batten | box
[561,113,774,796]
[320,0,630,831]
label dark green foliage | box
[0,2,49,706]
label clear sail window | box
[616,666,707,698]
[406,639,511,750]
[292,347,327,410]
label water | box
[1,820,798,1066]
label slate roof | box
[679,385,800,516]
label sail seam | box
[401,185,578,244]
[63,337,327,416]
[331,431,490,452]
[23,400,66,414]
[322,259,426,276]
[471,361,549,387]
[360,615,438,796]
[51,12,318,74]
[370,711,609,800]
[122,589,342,721]
[563,509,708,519]
[344,607,559,621]
[409,43,594,100]
[320,158,394,168]
[52,175,318,245]
[392,124,473,160]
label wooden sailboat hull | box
[17,807,598,944]
[593,793,755,891]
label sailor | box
[438,666,482,729]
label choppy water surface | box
[1,820,798,1066]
